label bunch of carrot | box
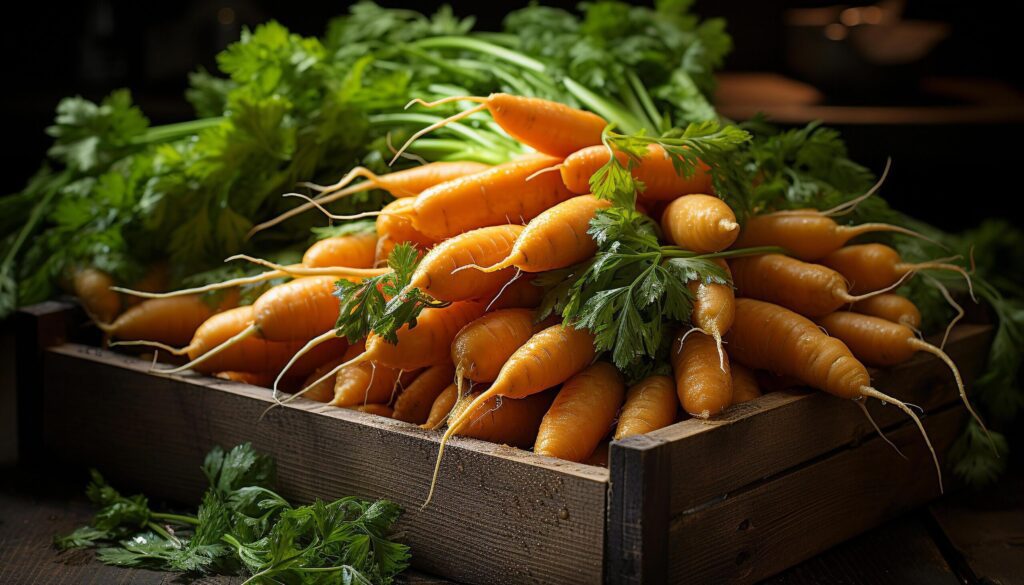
[97,93,983,503]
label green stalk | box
[627,71,664,132]
[368,113,501,149]
[134,117,224,145]
[617,78,655,132]
[1,170,72,275]
[399,46,490,82]
[562,78,645,134]
[150,512,200,526]
[403,139,512,165]
[411,36,547,73]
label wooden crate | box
[17,303,993,584]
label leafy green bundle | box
[56,443,409,584]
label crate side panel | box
[667,405,964,584]
[43,345,607,585]
[655,324,990,513]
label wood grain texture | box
[666,404,965,584]
[650,324,991,513]
[606,434,670,585]
[42,344,607,585]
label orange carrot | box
[450,308,539,387]
[817,311,987,433]
[421,383,459,430]
[249,161,488,237]
[484,275,546,310]
[614,375,678,439]
[99,291,238,347]
[395,94,606,160]
[447,389,555,448]
[302,233,377,269]
[671,330,733,418]
[465,195,612,274]
[215,370,275,387]
[559,144,713,200]
[410,155,574,241]
[406,224,523,301]
[850,293,922,330]
[661,194,739,253]
[72,267,120,323]
[730,254,903,318]
[820,243,973,296]
[730,362,762,404]
[727,298,943,491]
[426,324,596,504]
[331,358,402,407]
[392,363,456,424]
[535,362,625,461]
[688,258,735,367]
[733,211,932,261]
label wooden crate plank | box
[651,324,991,513]
[606,435,670,585]
[763,514,959,585]
[666,405,964,584]
[42,344,608,585]
[13,302,83,464]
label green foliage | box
[56,443,408,584]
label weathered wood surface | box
[650,324,991,513]
[606,434,671,585]
[667,404,965,584]
[42,343,608,585]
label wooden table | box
[1,464,1020,584]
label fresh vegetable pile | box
[57,443,410,583]
[4,1,1022,492]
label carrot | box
[661,194,739,253]
[394,94,606,161]
[850,293,922,330]
[348,404,395,417]
[331,359,402,408]
[302,233,377,269]
[72,267,120,323]
[392,363,456,424]
[115,305,347,376]
[99,291,239,347]
[375,198,436,264]
[671,330,733,418]
[450,308,540,388]
[482,275,543,311]
[421,383,458,430]
[248,161,488,237]
[727,298,943,491]
[730,254,905,318]
[730,362,762,404]
[285,302,486,401]
[161,277,340,375]
[447,389,555,448]
[732,211,934,261]
[462,195,612,274]
[406,224,523,301]
[122,264,170,308]
[817,311,988,434]
[535,362,625,461]
[426,324,596,504]
[688,258,735,367]
[820,243,974,297]
[614,375,678,439]
[558,144,713,200]
[410,155,574,241]
[215,371,275,387]
[302,357,349,403]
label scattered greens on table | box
[55,443,410,584]
[3,0,1022,485]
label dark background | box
[4,0,1022,230]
